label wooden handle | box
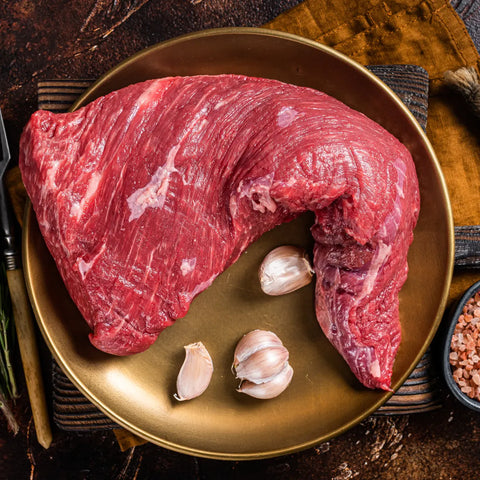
[6,268,52,449]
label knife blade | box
[0,109,52,448]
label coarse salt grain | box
[450,291,480,401]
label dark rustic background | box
[0,0,301,162]
[1,1,480,479]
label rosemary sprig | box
[0,261,18,433]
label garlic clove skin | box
[233,329,284,367]
[237,363,294,399]
[259,245,314,296]
[174,342,213,402]
[234,344,289,385]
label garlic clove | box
[234,344,289,384]
[233,329,284,367]
[259,245,314,296]
[174,341,213,401]
[237,363,294,399]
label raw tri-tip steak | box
[20,74,420,390]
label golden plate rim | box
[22,27,454,460]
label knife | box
[0,109,52,448]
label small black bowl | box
[441,279,480,412]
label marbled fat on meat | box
[19,75,420,390]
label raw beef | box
[19,75,420,390]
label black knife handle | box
[0,182,20,271]
[3,235,19,270]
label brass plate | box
[23,28,453,459]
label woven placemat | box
[37,65,441,432]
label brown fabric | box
[113,429,148,451]
[265,0,480,302]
